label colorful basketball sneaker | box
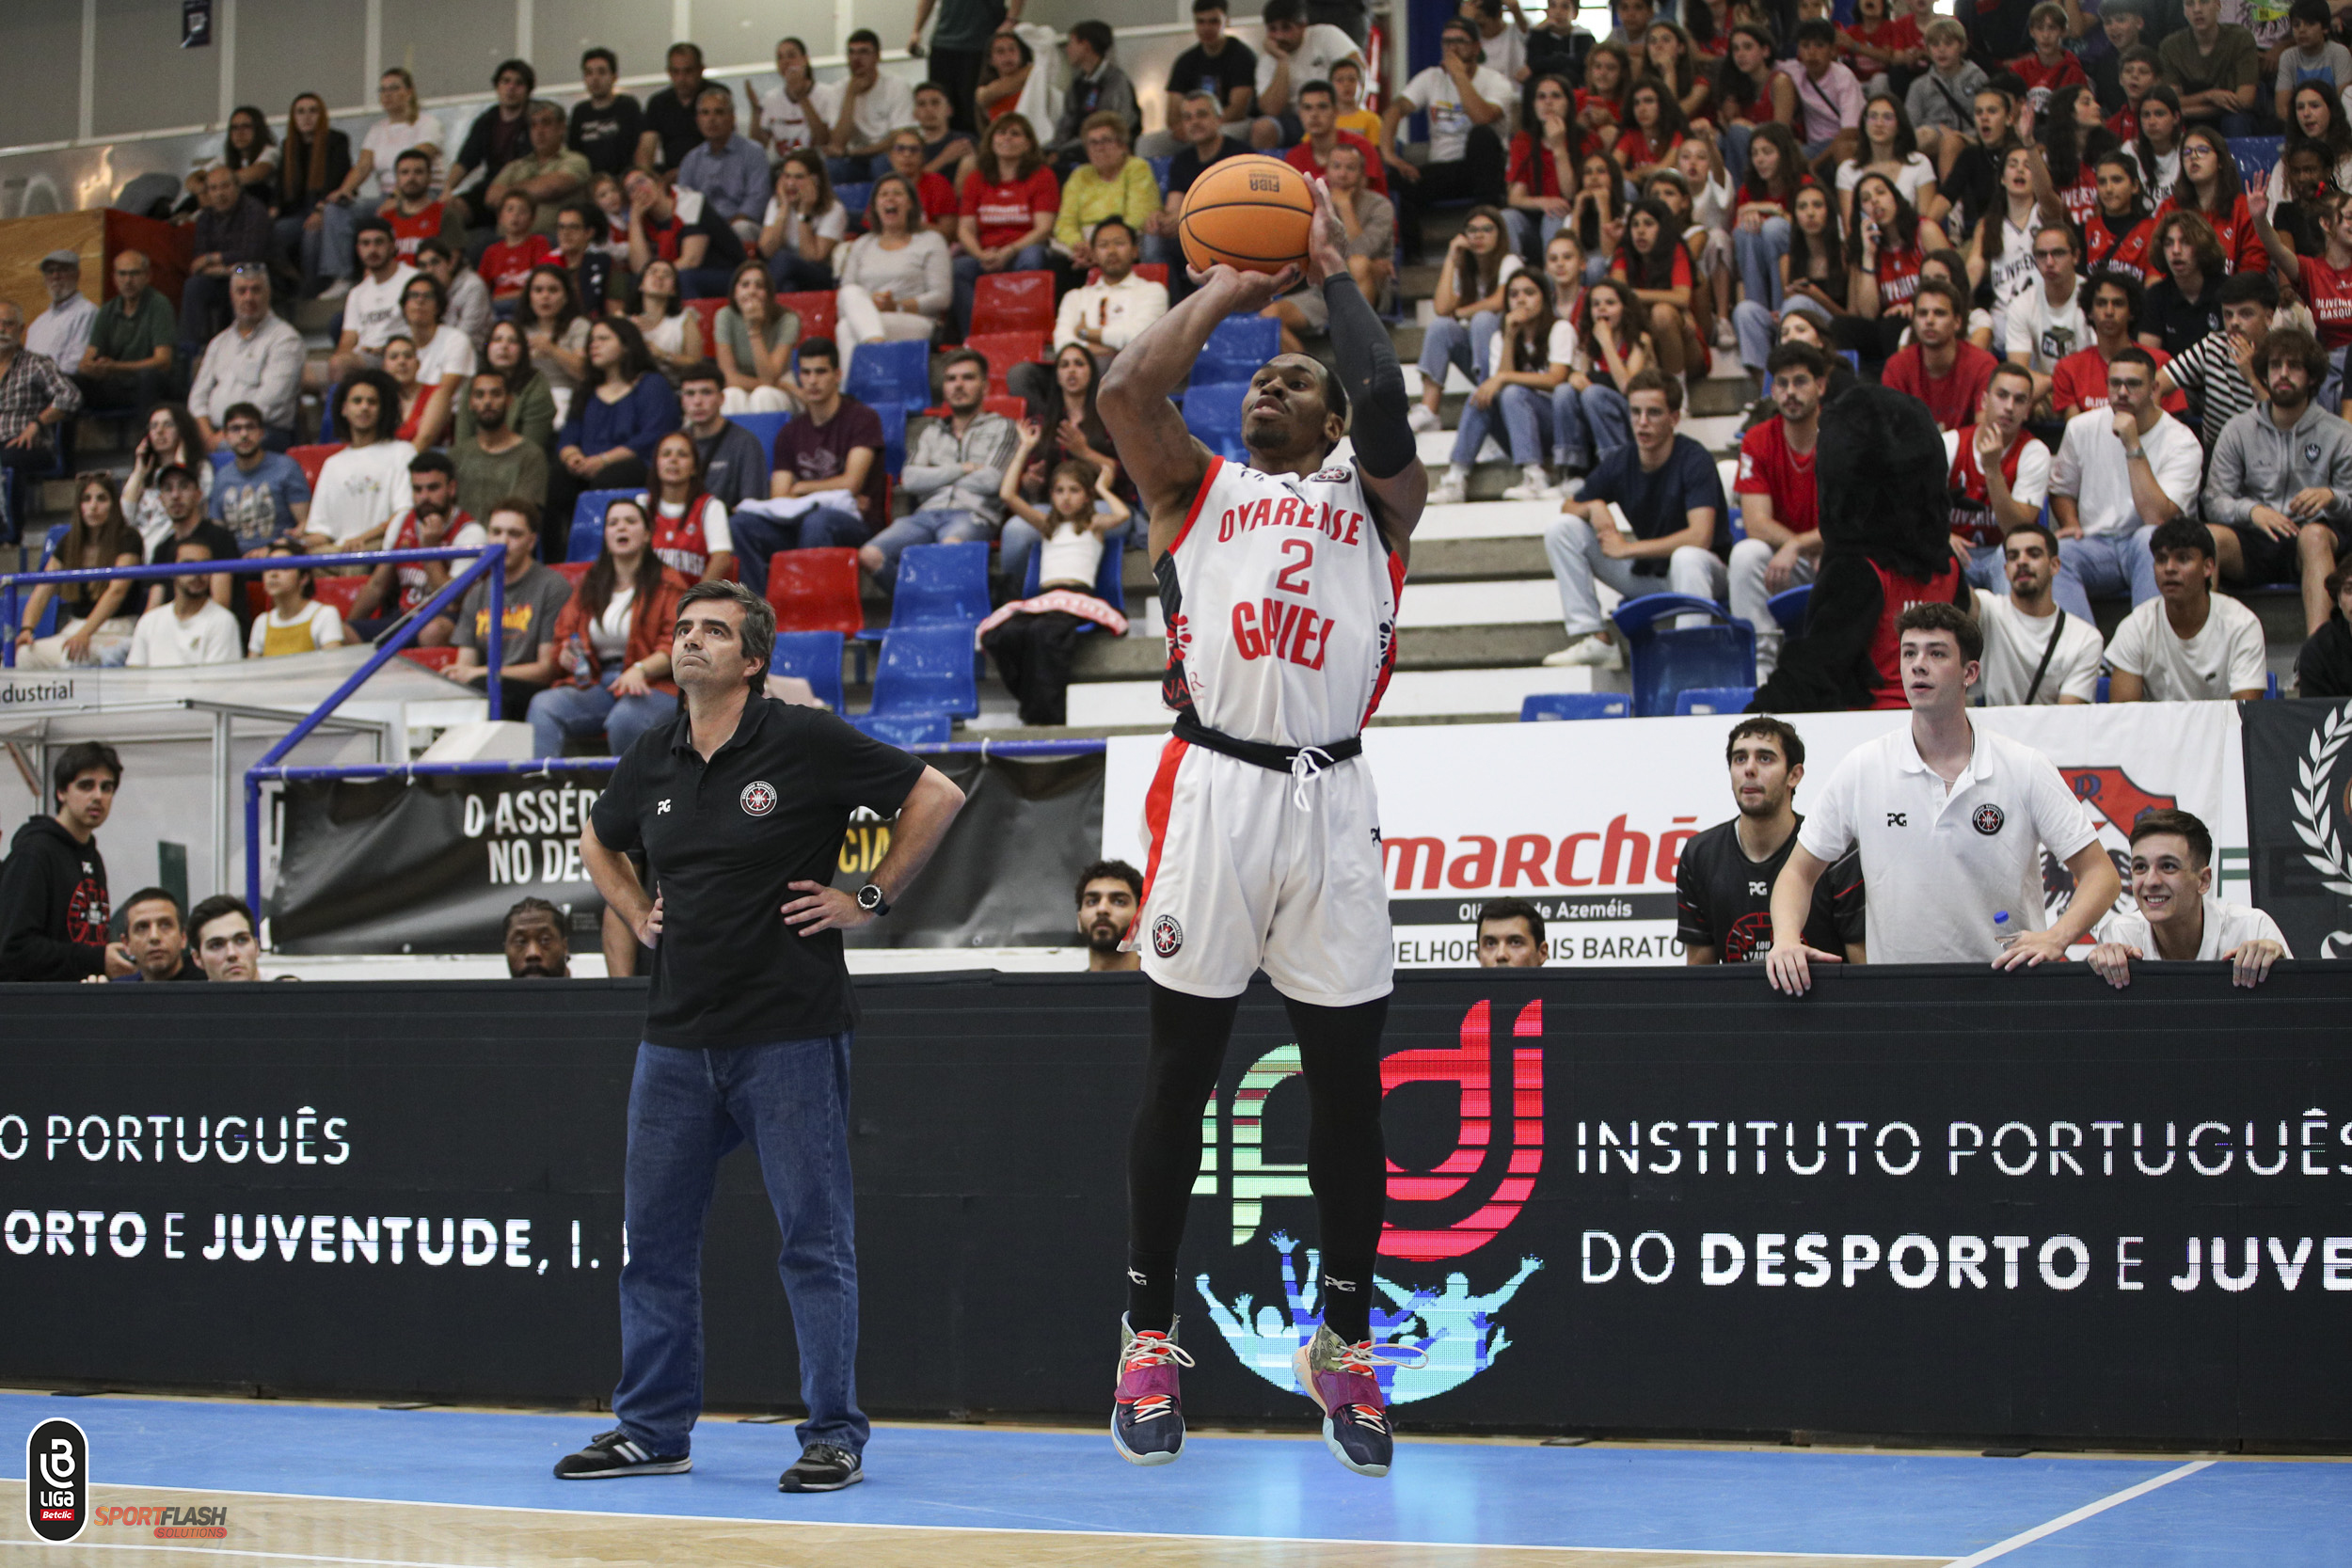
[1293,1325,1425,1478]
[1111,1314,1195,1465]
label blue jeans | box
[730,504,871,597]
[1501,207,1567,264]
[2053,526,2157,622]
[1734,216,1789,315]
[526,662,679,756]
[612,1034,867,1458]
[864,507,995,586]
[1555,382,1629,470]
[825,154,880,186]
[951,245,1051,337]
[1417,311,1500,400]
[1452,384,1549,467]
[314,198,359,287]
[1723,123,1756,186]
[1959,541,2009,595]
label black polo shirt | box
[590,696,926,1048]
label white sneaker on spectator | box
[1713,317,1738,351]
[1406,404,1439,434]
[1541,634,1623,669]
[1428,467,1468,506]
[316,277,353,303]
[1502,464,1553,500]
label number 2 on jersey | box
[1274,537,1313,596]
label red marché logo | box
[1382,818,1700,891]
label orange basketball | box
[1179,154,1315,275]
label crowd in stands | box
[4,0,2351,763]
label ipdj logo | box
[1194,999,1545,1405]
[27,1418,87,1543]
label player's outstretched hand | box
[1765,941,1839,995]
[1185,261,1300,314]
[782,879,871,935]
[1301,175,1350,288]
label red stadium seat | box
[553,562,591,586]
[287,443,343,489]
[963,330,1047,395]
[983,394,1024,419]
[971,270,1055,335]
[311,577,366,614]
[399,646,459,672]
[684,296,723,347]
[766,546,866,637]
[778,291,838,343]
[245,581,270,619]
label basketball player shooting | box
[1095,177,1428,1478]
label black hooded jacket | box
[0,815,111,981]
[1750,384,1971,713]
[2296,612,2352,700]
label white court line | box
[1940,1459,2215,1566]
[0,1479,1945,1561]
[0,1546,482,1568]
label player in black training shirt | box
[1677,716,1865,965]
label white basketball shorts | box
[1131,737,1394,1007]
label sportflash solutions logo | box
[1193,998,1544,1404]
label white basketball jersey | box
[1158,454,1404,748]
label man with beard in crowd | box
[1076,860,1143,973]
[502,895,573,978]
[1677,717,1865,966]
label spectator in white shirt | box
[125,538,243,668]
[755,37,827,155]
[24,252,97,379]
[304,369,416,554]
[2105,516,2271,700]
[1381,18,1511,252]
[1973,523,2107,704]
[1766,600,2120,990]
[2087,809,2290,987]
[315,69,446,294]
[2003,221,2086,413]
[1045,218,1168,364]
[818,29,918,184]
[323,219,419,388]
[1255,0,1366,147]
[190,266,303,449]
[417,239,493,354]
[2046,345,2201,620]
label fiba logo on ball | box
[739,781,777,818]
[1973,803,2006,836]
[1152,914,1184,958]
[27,1418,88,1543]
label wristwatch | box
[856,882,892,917]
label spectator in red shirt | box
[1283,79,1389,196]
[379,150,445,262]
[2250,181,2352,407]
[1730,341,1830,680]
[2083,150,2157,282]
[2005,3,2089,113]
[2052,271,2187,417]
[1506,74,1581,261]
[954,113,1059,336]
[1842,0,1923,90]
[480,190,555,304]
[1882,277,1999,429]
[1846,168,1927,364]
[2153,126,2267,276]
[1615,80,1690,181]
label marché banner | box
[1106,705,2249,969]
[265,751,1104,954]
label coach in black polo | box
[561,580,966,1495]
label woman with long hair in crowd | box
[2155,124,2265,275]
[761,150,847,293]
[1838,94,1940,229]
[119,403,211,554]
[1505,74,1581,261]
[1849,169,1927,361]
[1616,80,1691,183]
[1410,205,1523,432]
[380,335,430,446]
[1431,270,1574,505]
[1732,122,1805,327]
[711,260,801,414]
[953,113,1058,334]
[1571,150,1630,283]
[1646,21,1712,124]
[396,272,472,448]
[1969,144,2068,341]
[1559,277,1653,471]
[836,174,953,372]
[1613,197,1704,377]
[974,30,1036,126]
[1735,181,1849,372]
[1576,40,1633,157]
[628,258,705,380]
[1022,342,1123,501]
[16,475,144,669]
[547,317,682,559]
[2131,84,2185,207]
[1712,24,1795,182]
[2041,83,2117,230]
[531,496,689,757]
[456,317,558,448]
[188,104,278,212]
[1542,230,1587,331]
[519,263,589,397]
[275,93,351,288]
[2275,81,2352,206]
[2083,150,2157,281]
[645,430,735,582]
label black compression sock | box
[1125,1250,1180,1334]
[1319,1258,1376,1343]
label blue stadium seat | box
[853,711,951,746]
[1520,692,1631,721]
[869,623,979,720]
[878,402,907,476]
[24,523,70,637]
[1182,380,1251,462]
[727,411,789,457]
[566,487,643,563]
[1146,155,1174,190]
[209,448,234,469]
[1020,521,1127,628]
[844,339,932,417]
[1197,315,1279,383]
[770,629,847,713]
[1611,594,1757,719]
[1766,585,1811,630]
[1675,686,1756,716]
[2228,135,2281,190]
[834,182,874,222]
[880,540,993,636]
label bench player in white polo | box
[1095,177,1427,1478]
[1763,601,2122,992]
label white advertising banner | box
[1103,705,2249,969]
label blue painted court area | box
[3,1394,2345,1561]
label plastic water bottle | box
[1991,910,2015,949]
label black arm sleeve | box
[1323,274,1415,480]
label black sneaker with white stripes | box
[551,1429,691,1479]
[778,1442,863,1492]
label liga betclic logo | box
[26,1418,87,1542]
